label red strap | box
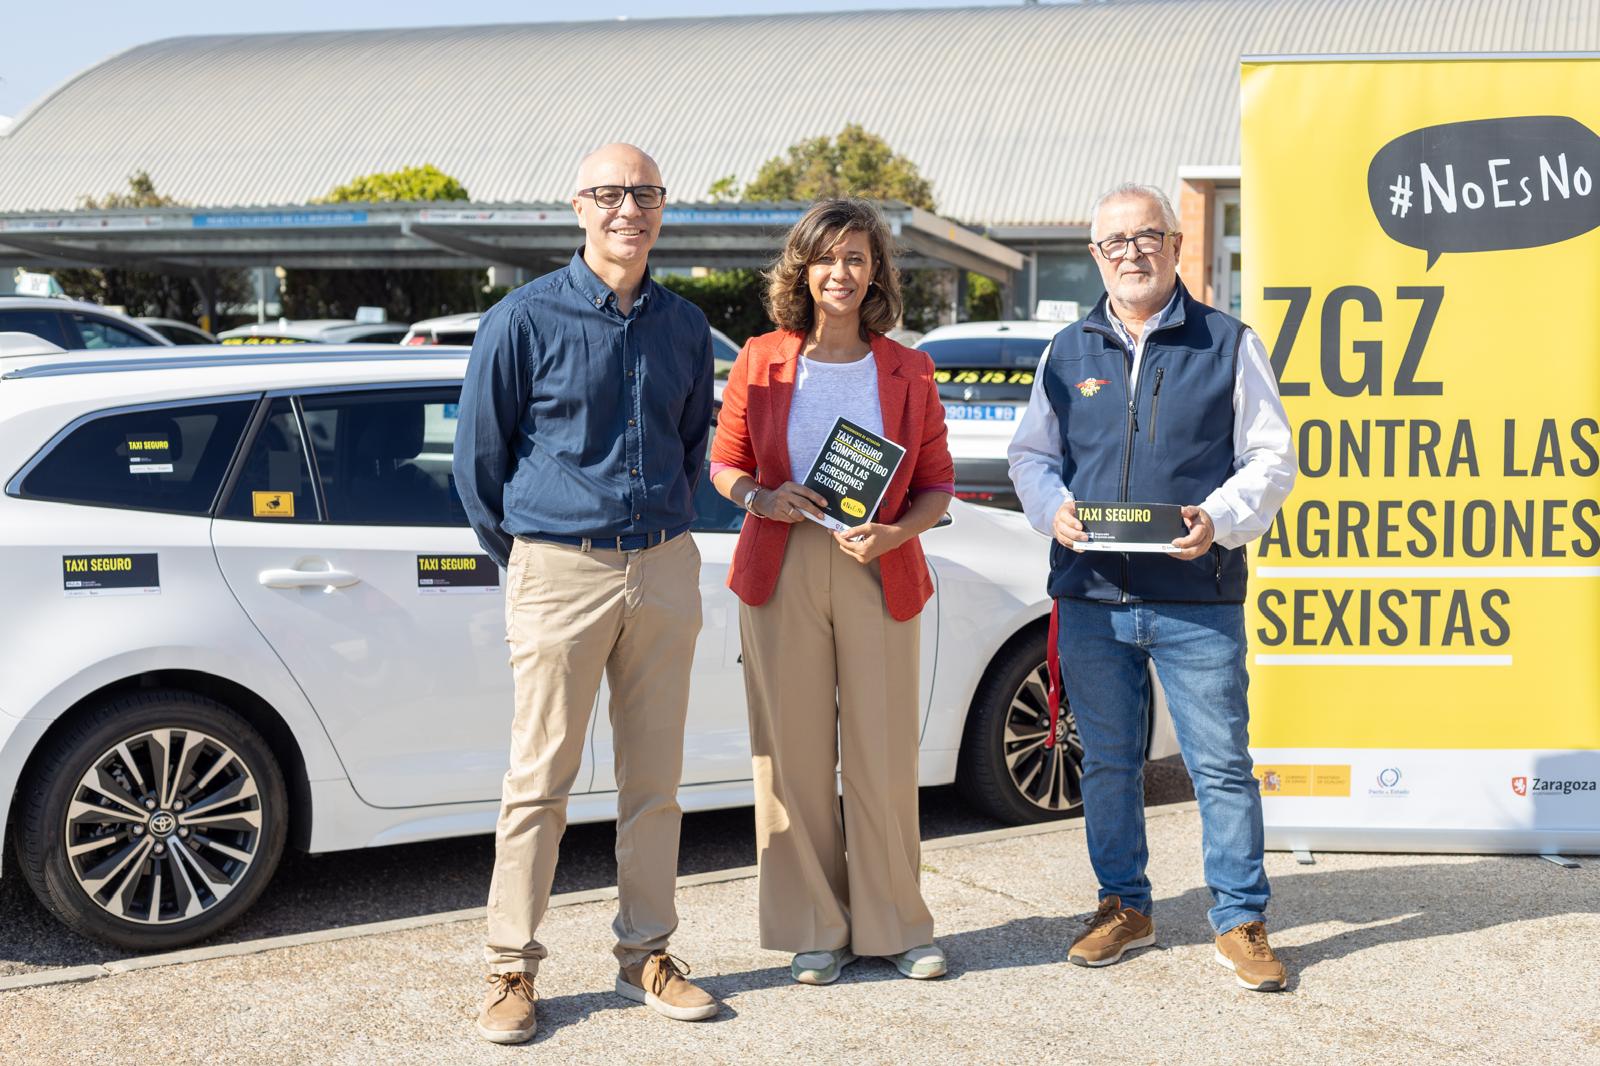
[1045,597,1061,749]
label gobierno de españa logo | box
[1367,115,1600,268]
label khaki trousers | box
[484,532,701,975]
[739,519,933,957]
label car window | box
[691,407,745,534]
[300,388,468,526]
[149,322,212,345]
[70,313,159,349]
[18,400,255,515]
[220,398,318,522]
[0,309,71,347]
[920,336,1049,404]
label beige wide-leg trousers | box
[484,532,701,975]
[739,519,933,957]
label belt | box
[523,523,689,553]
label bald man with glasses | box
[455,143,718,1043]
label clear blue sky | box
[0,0,1025,118]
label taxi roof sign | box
[1034,299,1081,323]
[13,270,65,298]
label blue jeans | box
[1056,597,1268,934]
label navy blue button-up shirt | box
[453,251,715,567]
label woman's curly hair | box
[764,198,902,338]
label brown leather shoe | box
[616,951,719,1021]
[476,971,538,1044]
[1068,895,1156,967]
[1214,921,1287,991]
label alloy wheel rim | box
[63,728,263,925]
[1002,661,1085,812]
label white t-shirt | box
[786,353,885,478]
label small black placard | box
[1075,501,1187,553]
[63,553,161,596]
[416,553,500,594]
[800,417,907,533]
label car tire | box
[15,689,288,951]
[956,635,1086,824]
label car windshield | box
[920,335,1050,404]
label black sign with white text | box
[416,553,499,594]
[62,553,161,596]
[801,418,907,533]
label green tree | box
[317,164,470,204]
[56,172,251,326]
[282,165,485,322]
[742,124,935,210]
[964,273,1002,322]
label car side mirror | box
[934,511,953,528]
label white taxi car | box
[0,338,1175,950]
[917,320,1063,510]
[403,311,745,378]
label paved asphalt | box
[5,802,1595,1066]
[0,759,1196,977]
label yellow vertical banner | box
[1241,56,1600,852]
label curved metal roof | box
[0,0,1594,224]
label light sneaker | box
[476,971,538,1044]
[1214,921,1287,991]
[616,951,720,1021]
[791,948,858,985]
[1068,895,1156,967]
[891,943,948,979]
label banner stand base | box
[1541,854,1581,869]
[1293,849,1315,865]
[1266,827,1600,855]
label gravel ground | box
[0,759,1196,977]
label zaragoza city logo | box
[1075,378,1111,397]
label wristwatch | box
[741,487,761,515]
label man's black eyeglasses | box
[1092,230,1170,259]
[578,185,667,210]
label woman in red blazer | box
[710,199,954,985]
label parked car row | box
[0,334,1176,951]
[1,292,1075,509]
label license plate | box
[943,403,1018,422]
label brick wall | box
[1178,179,1213,304]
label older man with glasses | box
[1008,182,1297,991]
[455,143,717,1043]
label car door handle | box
[258,567,361,590]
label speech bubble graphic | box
[1367,115,1600,268]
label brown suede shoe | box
[476,971,538,1044]
[1068,895,1156,967]
[616,951,719,1021]
[1215,921,1287,991]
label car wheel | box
[15,689,288,951]
[956,637,1085,824]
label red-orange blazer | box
[710,329,956,622]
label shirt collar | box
[568,248,653,313]
[1107,284,1181,347]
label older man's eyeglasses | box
[1092,230,1169,259]
[578,185,667,210]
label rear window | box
[16,399,256,515]
[0,309,71,348]
[70,313,159,349]
[920,335,1050,404]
